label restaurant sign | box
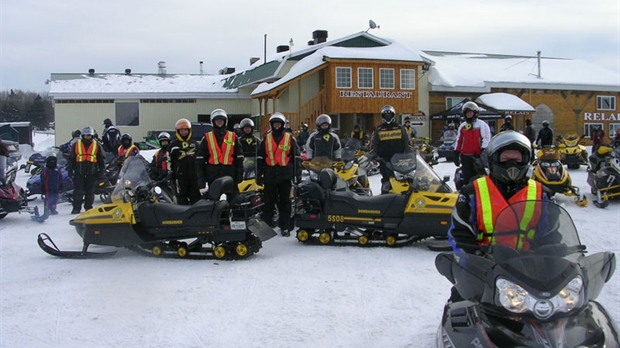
[584,112,620,121]
[339,90,413,99]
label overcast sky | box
[1,0,619,93]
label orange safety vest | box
[153,149,168,170]
[265,132,292,166]
[206,131,236,165]
[473,176,543,250]
[118,144,139,158]
[75,140,99,163]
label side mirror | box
[442,175,450,183]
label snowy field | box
[1,132,619,348]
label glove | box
[357,155,371,170]
[453,151,460,167]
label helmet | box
[353,124,361,130]
[462,101,479,119]
[121,133,132,143]
[210,109,228,126]
[302,123,308,130]
[448,123,455,130]
[542,120,549,127]
[505,115,512,121]
[404,116,411,123]
[81,126,94,137]
[240,118,254,130]
[381,105,396,124]
[486,131,533,186]
[175,118,191,130]
[157,131,171,144]
[103,118,113,127]
[269,112,286,129]
[233,123,240,130]
[316,114,332,128]
[72,129,81,138]
[46,155,57,168]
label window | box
[446,97,467,109]
[336,67,351,88]
[597,96,616,110]
[115,102,139,126]
[330,114,340,130]
[584,123,604,138]
[379,68,394,89]
[400,69,416,90]
[609,123,620,138]
[358,68,373,89]
[356,117,365,130]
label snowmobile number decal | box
[327,215,345,222]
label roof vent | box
[88,68,95,75]
[219,67,235,75]
[307,40,314,46]
[158,61,166,75]
[250,57,260,65]
[276,45,289,53]
[125,68,131,75]
[313,30,328,44]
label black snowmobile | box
[435,201,618,347]
[294,152,457,247]
[587,144,620,208]
[38,156,276,260]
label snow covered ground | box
[1,133,619,348]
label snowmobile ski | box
[37,233,118,259]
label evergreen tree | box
[27,95,49,129]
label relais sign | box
[339,90,413,99]
[584,112,620,121]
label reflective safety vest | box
[118,144,139,158]
[265,132,292,166]
[206,131,236,165]
[473,177,543,250]
[75,140,99,163]
[153,149,168,170]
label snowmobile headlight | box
[496,276,584,320]
[344,161,353,170]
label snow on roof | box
[475,92,535,112]
[252,42,424,96]
[423,52,620,91]
[49,74,233,95]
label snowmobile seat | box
[320,168,338,191]
[207,176,234,201]
[325,190,407,218]
[298,182,325,212]
[138,199,229,229]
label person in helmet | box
[256,112,301,237]
[168,118,201,205]
[101,118,121,153]
[69,129,81,147]
[36,155,64,221]
[350,124,368,145]
[238,118,259,157]
[500,115,515,132]
[150,132,171,182]
[196,109,244,193]
[535,120,554,147]
[284,119,293,133]
[362,105,412,186]
[296,123,310,150]
[66,126,106,214]
[446,130,555,302]
[523,119,536,143]
[116,133,140,168]
[233,123,242,137]
[454,101,492,185]
[305,114,342,161]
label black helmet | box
[269,112,286,130]
[462,101,479,120]
[45,155,57,168]
[211,109,228,126]
[121,133,132,143]
[316,114,331,128]
[381,105,396,124]
[72,129,81,138]
[103,118,113,127]
[240,118,254,132]
[486,131,533,186]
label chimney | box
[88,68,95,75]
[219,67,235,75]
[313,30,328,44]
[537,51,542,79]
[158,61,167,75]
[307,40,314,46]
[125,68,131,75]
[276,45,290,53]
[200,61,204,75]
[250,57,260,65]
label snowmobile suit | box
[67,139,106,212]
[196,128,244,188]
[151,147,169,181]
[168,138,200,205]
[305,130,342,161]
[40,164,63,217]
[368,122,412,183]
[102,125,121,153]
[240,133,259,157]
[536,126,554,147]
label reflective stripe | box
[75,140,99,163]
[206,131,236,165]
[265,132,292,166]
[118,144,139,158]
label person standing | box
[453,101,492,185]
[150,132,171,182]
[238,118,260,157]
[168,119,201,205]
[305,114,342,161]
[591,124,605,154]
[256,113,301,237]
[196,109,244,193]
[67,126,106,214]
[101,118,121,154]
[523,119,536,143]
[296,123,310,150]
[500,115,515,132]
[350,124,368,144]
[38,155,64,220]
[535,120,554,147]
[403,117,417,140]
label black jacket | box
[536,127,554,146]
[239,133,260,157]
[168,139,199,182]
[368,123,412,161]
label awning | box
[430,98,503,121]
[431,93,535,121]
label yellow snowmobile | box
[302,155,371,196]
[295,152,457,247]
[555,133,589,169]
[532,146,587,206]
[38,156,275,260]
[587,144,620,208]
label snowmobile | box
[294,152,457,247]
[0,167,36,219]
[436,129,458,162]
[531,146,587,206]
[587,144,620,208]
[302,154,371,196]
[435,201,618,347]
[37,156,275,260]
[555,133,588,169]
[412,137,438,166]
[342,137,379,176]
[237,157,263,193]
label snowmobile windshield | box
[303,156,335,174]
[242,157,257,180]
[342,138,362,162]
[443,130,457,143]
[485,201,583,261]
[110,155,152,203]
